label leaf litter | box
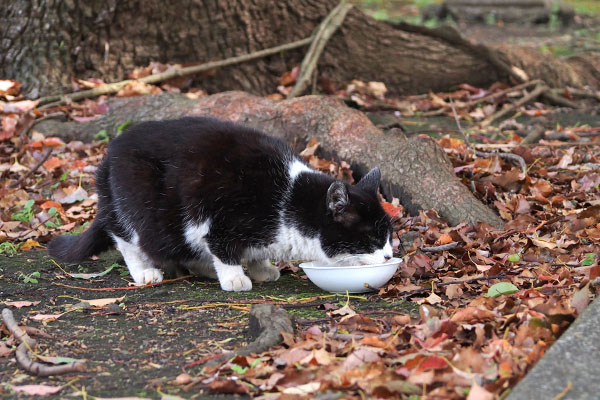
[0,75,599,398]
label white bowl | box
[299,257,401,293]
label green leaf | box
[94,129,109,143]
[250,358,263,368]
[69,264,117,280]
[485,282,519,298]
[230,364,248,374]
[116,120,131,136]
[581,253,596,266]
[507,253,521,262]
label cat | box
[48,117,393,291]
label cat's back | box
[108,117,295,165]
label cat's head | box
[320,168,394,265]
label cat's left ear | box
[356,168,381,193]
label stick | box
[480,84,548,127]
[552,88,600,102]
[288,1,353,98]
[10,147,53,189]
[422,79,543,117]
[473,141,600,149]
[2,308,86,376]
[36,37,314,107]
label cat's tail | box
[48,219,113,262]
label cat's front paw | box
[219,273,252,291]
[247,260,280,282]
[135,268,164,286]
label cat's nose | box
[384,255,392,261]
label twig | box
[552,382,572,400]
[420,242,461,253]
[450,99,528,174]
[37,37,314,107]
[423,79,543,117]
[480,84,548,127]
[2,308,86,376]
[288,1,352,98]
[9,147,53,189]
[542,91,580,109]
[552,87,600,102]
[473,141,600,149]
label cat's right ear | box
[327,181,348,217]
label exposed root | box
[1,308,86,376]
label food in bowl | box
[299,257,401,293]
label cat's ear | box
[327,181,349,217]
[356,168,381,193]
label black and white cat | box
[49,117,393,291]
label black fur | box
[48,117,392,273]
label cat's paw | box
[219,273,252,291]
[135,268,164,286]
[247,260,280,282]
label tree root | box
[1,308,86,376]
[35,91,504,228]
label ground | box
[0,250,416,399]
[1,4,599,399]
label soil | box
[0,250,416,399]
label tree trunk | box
[35,91,504,228]
[2,0,594,99]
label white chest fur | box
[242,224,328,262]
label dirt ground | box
[0,250,416,399]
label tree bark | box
[2,0,594,99]
[35,91,504,228]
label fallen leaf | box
[30,313,64,322]
[0,342,13,357]
[343,347,381,370]
[58,187,89,204]
[43,157,67,171]
[466,382,493,400]
[11,385,62,396]
[4,300,40,308]
[83,295,125,307]
[332,304,356,316]
[571,283,590,315]
[282,382,321,395]
[37,355,85,365]
[68,264,117,280]
[450,307,497,323]
[485,282,518,298]
[445,284,463,300]
[208,379,249,395]
[19,239,42,251]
